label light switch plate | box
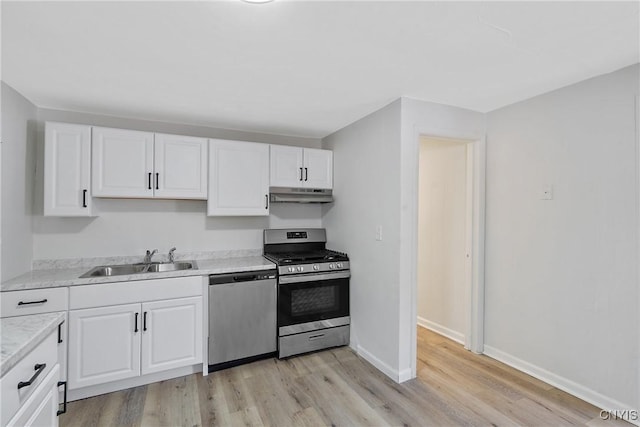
[375,225,383,241]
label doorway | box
[404,127,485,381]
[417,136,470,346]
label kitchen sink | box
[146,261,195,273]
[79,261,198,278]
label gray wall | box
[485,64,639,407]
[322,97,485,381]
[322,100,403,376]
[1,82,37,281]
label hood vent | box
[269,187,333,203]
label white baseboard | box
[483,345,639,426]
[417,316,465,345]
[356,344,407,383]
[397,368,413,383]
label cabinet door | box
[92,127,154,198]
[269,145,304,188]
[154,133,208,199]
[68,304,141,389]
[141,297,202,375]
[303,148,333,189]
[208,139,270,216]
[44,122,92,216]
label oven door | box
[278,271,350,335]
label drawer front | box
[1,287,68,318]
[278,325,350,358]
[1,332,58,426]
[69,276,203,310]
[7,365,60,427]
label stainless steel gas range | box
[263,228,350,358]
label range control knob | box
[329,263,335,269]
[313,264,320,271]
[336,263,343,269]
[297,266,304,272]
[288,267,295,273]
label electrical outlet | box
[375,225,383,241]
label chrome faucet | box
[144,249,158,264]
[168,247,177,263]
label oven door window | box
[278,277,349,327]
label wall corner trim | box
[483,345,635,422]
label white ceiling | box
[2,1,639,138]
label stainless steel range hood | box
[269,187,333,203]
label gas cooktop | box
[263,249,348,265]
[263,228,350,275]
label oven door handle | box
[279,271,350,284]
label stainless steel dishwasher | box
[208,270,277,370]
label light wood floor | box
[60,327,629,426]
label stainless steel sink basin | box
[146,261,195,273]
[80,261,198,278]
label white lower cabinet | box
[7,365,60,427]
[67,277,203,393]
[141,297,203,375]
[1,288,69,408]
[2,329,62,427]
[68,304,141,389]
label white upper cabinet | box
[269,145,304,188]
[208,139,270,216]
[154,133,208,199]
[44,122,93,216]
[92,127,207,199]
[269,145,333,189]
[302,148,333,189]
[92,127,154,198]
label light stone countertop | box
[1,256,276,292]
[1,312,65,376]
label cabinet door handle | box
[18,299,48,306]
[82,189,88,208]
[304,167,308,181]
[148,173,152,190]
[265,194,269,209]
[134,312,139,333]
[17,363,46,389]
[57,321,64,344]
[57,381,68,416]
[299,167,303,181]
[155,173,159,190]
[143,311,148,331]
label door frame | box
[407,126,486,379]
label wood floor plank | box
[62,326,629,427]
[290,407,329,427]
[196,372,233,426]
[229,406,263,427]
